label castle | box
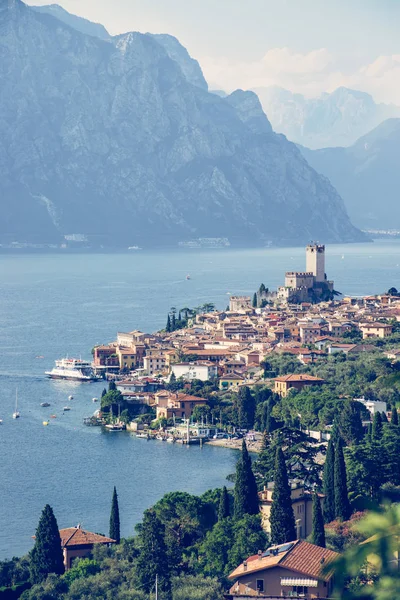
[277,244,334,304]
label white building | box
[355,397,387,416]
[170,362,218,382]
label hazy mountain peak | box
[32,3,110,40]
[226,89,273,134]
[255,86,400,149]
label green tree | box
[234,386,256,430]
[136,510,171,599]
[391,406,399,425]
[172,575,223,600]
[166,314,171,332]
[269,448,296,545]
[234,441,259,519]
[334,439,351,521]
[311,493,326,548]
[338,400,364,446]
[252,293,257,308]
[109,486,120,544]
[372,411,383,441]
[30,505,64,584]
[323,438,336,523]
[63,557,100,585]
[218,486,230,521]
[109,380,116,391]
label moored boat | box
[40,402,51,407]
[45,358,99,381]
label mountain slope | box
[300,119,400,229]
[0,0,364,247]
[255,86,400,149]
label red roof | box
[59,527,116,547]
[274,374,325,383]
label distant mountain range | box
[254,86,400,149]
[300,118,400,230]
[0,1,364,247]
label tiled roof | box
[280,540,339,581]
[59,527,116,547]
[274,374,325,383]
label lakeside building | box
[277,244,334,304]
[58,526,115,570]
[259,482,325,539]
[227,540,339,600]
[274,374,326,398]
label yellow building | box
[219,373,245,390]
[274,374,325,398]
[360,323,393,339]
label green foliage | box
[334,439,351,521]
[21,574,66,600]
[172,575,223,600]
[136,510,171,600]
[29,505,64,584]
[109,380,117,391]
[391,407,398,425]
[323,438,335,523]
[269,448,296,545]
[233,441,259,519]
[372,411,383,441]
[252,293,257,308]
[338,401,364,446]
[109,487,121,544]
[311,494,326,547]
[218,487,230,521]
[62,558,100,585]
[233,386,256,429]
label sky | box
[26,0,400,104]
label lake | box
[1,240,399,559]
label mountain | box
[254,86,400,149]
[0,1,364,247]
[300,119,400,229]
[32,3,110,40]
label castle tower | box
[306,244,325,282]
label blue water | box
[0,240,400,559]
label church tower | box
[306,244,325,282]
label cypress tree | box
[372,412,383,441]
[392,407,399,426]
[234,440,259,519]
[101,388,107,398]
[171,313,176,331]
[322,438,335,523]
[334,439,351,521]
[270,447,296,545]
[109,380,116,391]
[218,486,230,520]
[166,314,171,332]
[311,493,326,547]
[381,412,388,423]
[30,504,64,584]
[252,293,258,308]
[109,486,120,543]
[136,510,171,599]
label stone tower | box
[306,244,325,282]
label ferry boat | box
[45,358,99,381]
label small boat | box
[40,402,51,407]
[13,388,20,419]
[175,438,185,444]
[136,432,149,439]
[68,395,74,401]
[0,419,3,424]
[36,355,44,359]
[63,406,71,411]
[92,397,98,403]
[166,437,174,443]
[43,421,49,426]
[105,422,125,431]
[186,274,191,280]
[50,414,57,419]
[156,434,164,441]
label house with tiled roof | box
[227,540,339,599]
[274,374,325,398]
[59,525,116,569]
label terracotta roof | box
[59,527,116,547]
[274,374,325,383]
[228,540,339,581]
[280,540,339,581]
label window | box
[256,579,264,592]
[292,586,308,596]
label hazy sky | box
[26,0,400,103]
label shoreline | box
[205,438,262,453]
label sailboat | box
[13,388,20,419]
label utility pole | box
[155,573,158,600]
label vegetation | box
[310,493,326,548]
[29,505,64,584]
[109,487,120,544]
[233,441,259,519]
[269,447,296,545]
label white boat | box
[0,419,3,424]
[166,437,174,443]
[63,406,71,411]
[105,422,125,431]
[92,397,98,403]
[156,434,164,441]
[13,389,20,419]
[136,432,149,439]
[45,358,99,381]
[68,395,74,401]
[186,274,191,280]
[40,402,51,407]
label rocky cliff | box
[0,0,364,247]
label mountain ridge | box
[0,1,364,247]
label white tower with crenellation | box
[306,243,325,283]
